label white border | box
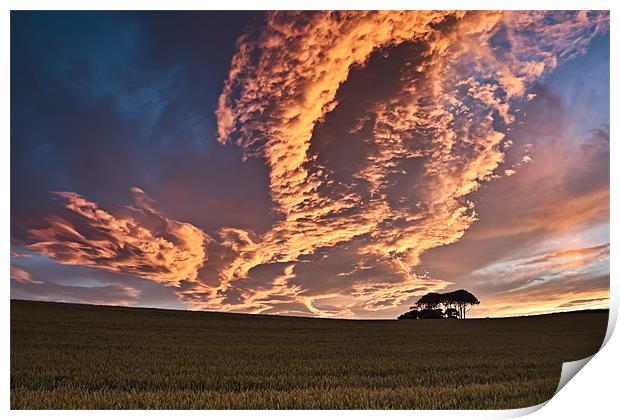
[3,1,617,419]
[0,0,617,10]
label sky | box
[10,11,610,319]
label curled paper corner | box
[497,352,602,418]
[602,303,617,348]
[552,303,615,396]
[498,401,547,418]
[554,355,595,396]
[526,306,618,415]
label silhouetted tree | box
[445,307,459,319]
[398,289,480,320]
[440,293,457,312]
[444,289,480,319]
[418,308,444,319]
[414,292,443,310]
[398,309,420,320]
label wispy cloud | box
[10,264,143,307]
[27,188,208,286]
[11,266,43,284]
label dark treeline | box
[398,290,480,320]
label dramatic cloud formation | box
[13,11,609,318]
[208,11,609,315]
[27,188,208,286]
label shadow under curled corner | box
[502,303,617,418]
[502,356,595,417]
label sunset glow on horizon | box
[11,10,610,319]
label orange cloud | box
[209,11,608,314]
[522,243,609,267]
[465,239,609,318]
[11,266,43,284]
[467,181,609,242]
[474,279,609,318]
[27,188,208,286]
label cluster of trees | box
[398,290,480,320]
